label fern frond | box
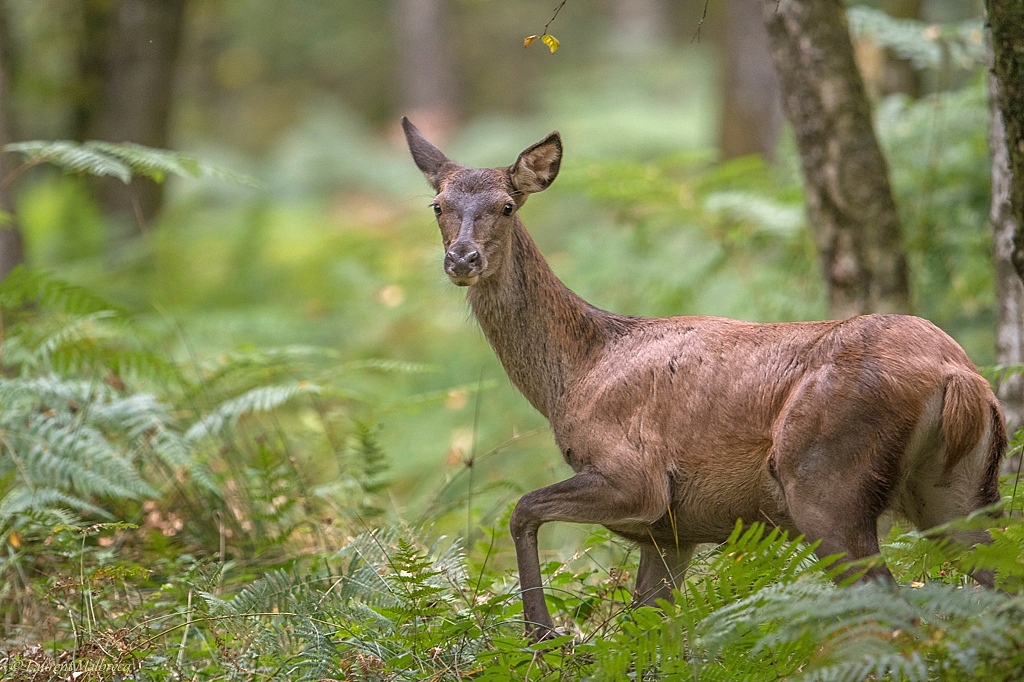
[89,392,191,470]
[959,520,1024,591]
[21,310,120,365]
[0,486,112,524]
[3,410,155,498]
[187,345,354,401]
[697,579,1021,681]
[0,266,126,317]
[333,358,435,375]
[85,140,202,182]
[805,650,930,682]
[703,190,804,236]
[196,345,340,381]
[3,139,263,188]
[335,528,467,609]
[685,521,837,621]
[848,6,984,71]
[0,374,199,533]
[4,140,132,182]
[204,566,309,618]
[334,422,390,518]
[185,381,323,441]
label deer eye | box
[502,203,515,216]
[431,203,442,216]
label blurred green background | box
[1,0,992,533]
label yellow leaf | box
[541,34,560,53]
[8,531,22,549]
[523,35,538,48]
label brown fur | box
[402,118,1007,640]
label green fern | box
[0,267,180,384]
[0,265,127,318]
[4,140,135,182]
[0,373,211,541]
[749,581,1021,681]
[703,190,804,237]
[847,6,984,71]
[685,521,839,618]
[3,139,263,188]
[332,421,390,518]
[191,528,482,681]
[184,381,323,442]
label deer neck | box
[466,222,611,420]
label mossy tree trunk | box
[760,0,910,319]
[91,0,187,249]
[987,0,1024,436]
[0,3,24,282]
[986,0,1024,284]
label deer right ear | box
[510,132,562,195]
[402,117,450,190]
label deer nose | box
[445,246,482,276]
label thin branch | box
[543,0,568,36]
[691,0,712,44]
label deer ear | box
[510,132,561,195]
[402,117,451,190]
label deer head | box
[402,117,561,286]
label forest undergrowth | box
[1,99,1023,680]
[0,265,1022,681]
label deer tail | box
[940,371,1005,497]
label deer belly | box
[604,471,790,546]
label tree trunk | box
[611,0,670,56]
[72,0,116,142]
[990,77,1024,436]
[986,0,1024,284]
[392,0,459,142]
[760,0,910,319]
[719,0,783,161]
[0,2,24,281]
[987,2,1024,438]
[92,0,187,244]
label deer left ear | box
[403,117,452,190]
[510,132,561,195]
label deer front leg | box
[509,469,669,641]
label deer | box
[401,117,1006,641]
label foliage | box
[2,5,1017,679]
[523,34,560,54]
[1,292,1020,681]
[559,72,995,360]
[0,268,413,668]
[2,230,1022,681]
[559,151,823,323]
[523,0,566,54]
[877,79,994,348]
[4,270,1018,679]
[3,140,263,189]
[848,6,985,72]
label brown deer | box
[401,117,1006,641]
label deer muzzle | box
[444,242,483,286]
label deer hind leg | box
[769,425,906,585]
[634,543,694,607]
